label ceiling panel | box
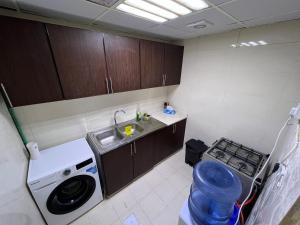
[86,0,119,7]
[18,0,107,22]
[207,0,234,6]
[146,24,194,40]
[0,0,298,40]
[95,9,159,31]
[220,0,300,22]
[243,10,300,27]
[165,8,242,35]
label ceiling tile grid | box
[0,0,300,40]
[220,0,300,22]
[164,8,240,33]
[17,0,108,22]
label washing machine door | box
[47,175,96,215]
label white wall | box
[168,19,300,154]
[0,95,45,225]
[14,87,167,150]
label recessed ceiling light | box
[117,4,167,23]
[125,0,178,19]
[176,0,209,10]
[258,40,267,45]
[147,0,192,15]
[249,41,258,46]
[231,44,237,48]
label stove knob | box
[63,169,71,176]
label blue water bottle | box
[188,160,242,225]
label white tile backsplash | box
[14,87,168,149]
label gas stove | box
[202,138,269,201]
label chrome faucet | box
[114,109,126,130]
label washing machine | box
[27,138,103,225]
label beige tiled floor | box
[71,149,193,225]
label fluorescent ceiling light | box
[240,42,250,47]
[125,0,178,19]
[117,4,167,22]
[249,41,258,46]
[176,0,209,10]
[147,0,192,15]
[258,40,267,45]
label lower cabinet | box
[133,133,155,178]
[101,119,186,196]
[154,119,187,164]
[101,144,133,196]
[170,119,187,154]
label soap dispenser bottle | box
[136,104,142,122]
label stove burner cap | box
[216,151,225,158]
[238,162,247,169]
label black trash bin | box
[185,139,209,166]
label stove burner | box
[238,162,247,170]
[228,157,255,177]
[216,151,225,158]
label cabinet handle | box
[164,74,167,85]
[130,144,133,156]
[109,77,114,94]
[174,124,177,133]
[162,74,165,86]
[133,141,136,154]
[172,124,175,134]
[1,83,13,107]
[105,77,110,94]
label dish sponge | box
[124,125,133,136]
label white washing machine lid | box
[27,138,95,183]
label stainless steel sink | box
[118,123,144,137]
[94,129,124,148]
[87,118,166,155]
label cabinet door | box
[164,44,184,86]
[47,24,108,99]
[154,127,173,164]
[140,40,164,89]
[0,16,63,106]
[101,144,133,196]
[133,133,155,178]
[104,34,140,93]
[170,119,187,154]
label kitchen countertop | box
[151,110,188,126]
[87,111,187,155]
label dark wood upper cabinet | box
[133,134,155,178]
[0,16,184,107]
[101,144,133,196]
[0,16,63,106]
[164,44,184,86]
[140,40,164,89]
[47,24,108,99]
[104,34,140,93]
